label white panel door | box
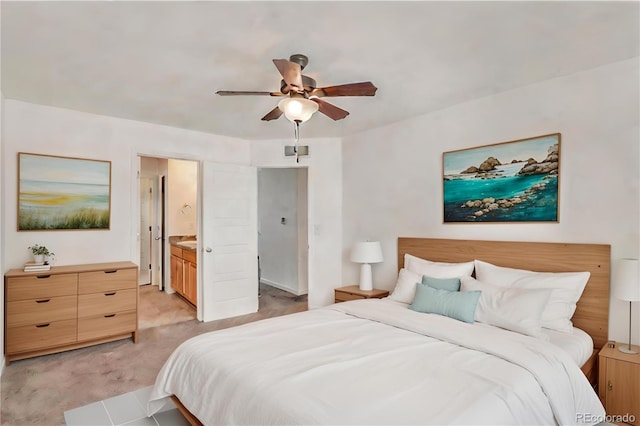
[200,162,258,322]
[139,177,153,285]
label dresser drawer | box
[6,295,77,327]
[78,311,136,341]
[6,319,77,353]
[78,268,137,294]
[6,274,77,301]
[78,289,137,317]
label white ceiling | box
[2,1,638,140]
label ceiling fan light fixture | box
[278,98,318,123]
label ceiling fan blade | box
[311,98,350,121]
[261,106,284,121]
[310,82,377,98]
[216,90,284,96]
[273,59,303,92]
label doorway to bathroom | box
[138,155,198,329]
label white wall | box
[167,159,198,237]
[252,138,342,308]
[2,100,249,270]
[2,100,340,325]
[342,58,640,345]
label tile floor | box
[64,386,189,426]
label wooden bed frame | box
[398,237,611,385]
[169,238,611,425]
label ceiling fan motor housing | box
[289,54,309,70]
[280,75,317,95]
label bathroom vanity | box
[170,241,197,306]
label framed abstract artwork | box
[443,133,560,223]
[18,153,112,230]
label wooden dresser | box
[4,261,138,365]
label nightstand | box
[598,341,640,425]
[334,285,389,303]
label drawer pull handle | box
[104,314,116,318]
[104,292,116,296]
[35,299,51,303]
[104,270,118,274]
[35,323,50,328]
[36,275,52,279]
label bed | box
[147,238,611,425]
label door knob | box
[205,247,212,253]
[154,236,162,240]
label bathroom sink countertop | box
[176,241,197,250]
[169,236,197,251]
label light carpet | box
[1,284,307,426]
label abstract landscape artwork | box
[18,153,111,230]
[443,133,560,223]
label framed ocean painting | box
[443,133,560,223]
[18,153,111,230]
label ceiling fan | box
[216,54,377,123]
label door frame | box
[133,153,312,323]
[133,152,200,309]
[257,167,309,297]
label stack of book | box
[23,262,51,272]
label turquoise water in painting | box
[444,166,558,222]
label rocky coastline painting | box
[443,133,560,223]
[18,153,111,230]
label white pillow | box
[404,254,474,279]
[389,268,422,304]
[473,260,590,333]
[461,276,551,338]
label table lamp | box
[351,241,384,291]
[614,258,640,354]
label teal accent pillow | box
[421,275,461,292]
[410,284,480,323]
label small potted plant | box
[28,244,54,264]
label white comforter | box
[148,299,605,425]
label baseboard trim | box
[260,278,306,296]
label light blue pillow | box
[410,284,480,323]
[421,275,461,292]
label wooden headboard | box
[398,238,611,350]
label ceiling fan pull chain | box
[294,121,300,163]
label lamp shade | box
[350,241,384,264]
[614,258,640,302]
[278,98,319,123]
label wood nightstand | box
[334,285,389,303]
[598,341,640,425]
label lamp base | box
[359,263,373,291]
[618,345,638,354]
